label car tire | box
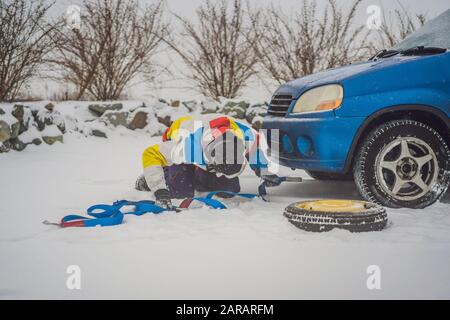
[354,120,450,209]
[307,171,353,181]
[284,200,388,233]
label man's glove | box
[154,189,173,210]
[261,175,283,188]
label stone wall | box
[0,99,268,154]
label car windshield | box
[394,9,450,51]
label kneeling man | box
[136,115,279,209]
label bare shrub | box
[167,0,261,100]
[0,0,55,102]
[49,0,168,101]
[371,7,427,52]
[252,0,368,84]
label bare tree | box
[0,0,55,102]
[372,7,427,52]
[252,0,367,84]
[50,0,168,101]
[167,0,261,100]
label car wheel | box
[354,120,450,209]
[306,171,353,181]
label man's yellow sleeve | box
[142,144,168,169]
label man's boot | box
[135,174,151,192]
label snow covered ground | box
[1,123,450,299]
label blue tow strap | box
[60,200,167,228]
[57,191,260,228]
[182,191,259,210]
[53,178,300,228]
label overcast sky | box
[38,0,450,101]
[49,0,450,38]
[50,0,450,20]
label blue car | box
[263,10,450,209]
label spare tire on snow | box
[284,200,388,233]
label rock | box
[44,116,53,126]
[88,104,104,117]
[201,109,217,115]
[246,103,268,124]
[182,100,197,112]
[158,98,168,104]
[42,135,63,145]
[0,120,11,142]
[18,125,43,145]
[102,111,128,127]
[251,116,264,130]
[12,105,25,121]
[32,109,65,133]
[33,111,49,131]
[201,99,219,114]
[92,129,107,138]
[9,138,26,151]
[31,109,44,131]
[56,122,66,134]
[11,104,30,134]
[42,124,64,145]
[0,108,5,115]
[129,102,148,113]
[221,101,249,119]
[51,111,66,134]
[32,138,42,146]
[34,117,45,131]
[157,115,172,127]
[171,100,180,108]
[128,111,148,130]
[246,103,268,130]
[10,122,20,139]
[45,102,55,112]
[111,103,123,110]
[18,122,28,135]
[89,103,123,117]
[0,141,11,153]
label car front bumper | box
[262,113,365,173]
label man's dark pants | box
[164,164,241,199]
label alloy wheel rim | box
[375,137,439,201]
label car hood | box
[275,55,426,99]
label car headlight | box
[292,84,343,114]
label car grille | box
[268,94,293,117]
